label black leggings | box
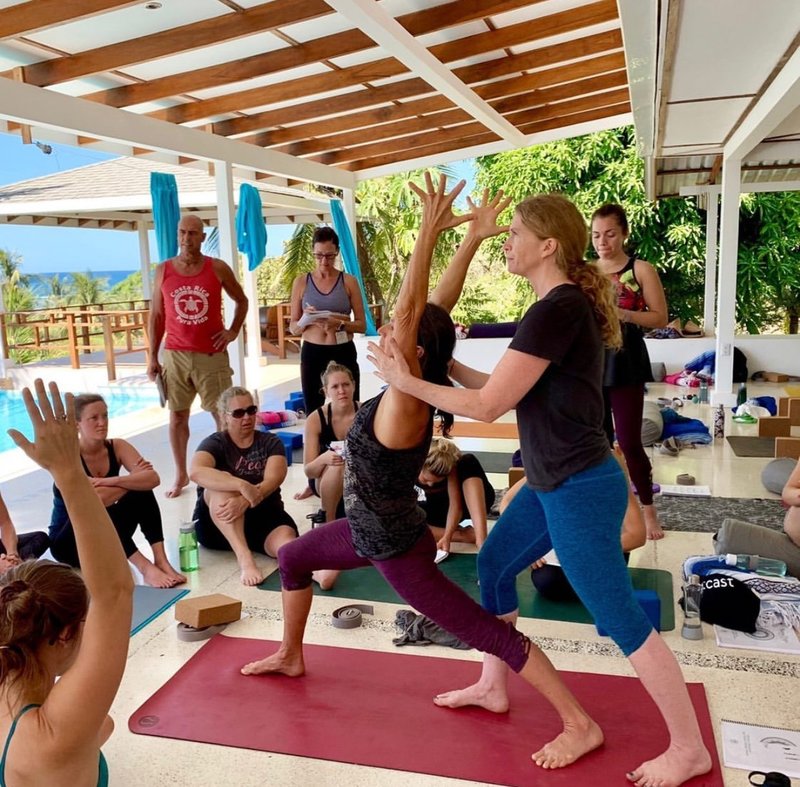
[531,552,631,603]
[0,532,50,560]
[300,340,360,414]
[50,490,164,567]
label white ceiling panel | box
[662,98,752,149]
[50,75,131,97]
[26,0,230,54]
[765,105,800,139]
[328,47,386,70]
[493,0,598,27]
[415,21,488,49]
[669,0,800,103]
[508,20,620,56]
[186,62,332,102]
[0,41,57,69]
[278,13,353,43]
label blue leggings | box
[479,455,652,656]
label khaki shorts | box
[162,350,233,413]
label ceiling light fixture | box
[145,2,162,9]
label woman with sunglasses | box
[189,387,337,588]
[289,226,367,415]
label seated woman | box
[190,386,338,588]
[783,458,800,548]
[1,380,132,786]
[298,362,359,523]
[512,451,646,602]
[49,393,184,588]
[0,490,49,574]
[417,438,493,551]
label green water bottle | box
[179,521,200,572]
[737,382,748,406]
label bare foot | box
[293,485,314,501]
[241,648,305,677]
[239,559,264,586]
[627,743,712,787]
[433,681,509,713]
[532,717,604,769]
[312,569,339,591]
[165,477,189,499]
[154,558,186,585]
[643,506,665,540]
[141,562,180,589]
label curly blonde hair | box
[423,437,462,478]
[516,194,622,349]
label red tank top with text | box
[162,257,224,353]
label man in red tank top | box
[147,215,249,498]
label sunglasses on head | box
[227,405,258,419]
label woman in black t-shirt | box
[370,194,711,786]
[190,386,337,589]
[417,438,493,551]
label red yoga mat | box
[130,635,723,786]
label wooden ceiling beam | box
[265,63,627,155]
[316,90,628,167]
[274,70,627,158]
[86,0,543,108]
[344,102,630,172]
[150,0,619,126]
[0,0,138,39]
[214,29,623,138]
[4,0,331,87]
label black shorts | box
[193,495,298,554]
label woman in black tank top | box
[299,362,360,522]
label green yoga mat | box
[259,554,675,631]
[131,585,189,636]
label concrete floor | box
[1,368,798,786]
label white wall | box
[355,334,800,398]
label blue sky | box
[0,131,474,275]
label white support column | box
[137,221,152,301]
[214,161,246,387]
[341,188,358,257]
[711,157,741,406]
[702,194,719,337]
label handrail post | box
[101,315,116,381]
[65,313,79,369]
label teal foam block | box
[596,589,661,636]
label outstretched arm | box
[8,381,132,752]
[372,173,472,450]
[429,189,511,314]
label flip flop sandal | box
[671,397,684,408]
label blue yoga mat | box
[131,585,189,636]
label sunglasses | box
[227,405,258,419]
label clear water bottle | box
[725,553,787,577]
[713,404,725,438]
[681,574,704,640]
[179,521,199,572]
[698,379,709,404]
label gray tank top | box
[302,272,351,315]
[343,392,431,560]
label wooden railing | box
[0,300,151,381]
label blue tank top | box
[302,272,351,315]
[0,704,109,787]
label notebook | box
[721,719,800,777]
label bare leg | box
[128,550,177,588]
[642,504,665,541]
[150,541,186,585]
[626,631,711,786]
[293,484,315,501]
[319,463,345,522]
[206,491,262,585]
[241,586,312,676]
[462,477,488,549]
[166,409,191,498]
[435,611,603,769]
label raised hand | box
[464,188,512,240]
[367,335,412,389]
[409,172,473,235]
[7,380,81,478]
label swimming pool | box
[0,389,161,454]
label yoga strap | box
[331,604,373,629]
